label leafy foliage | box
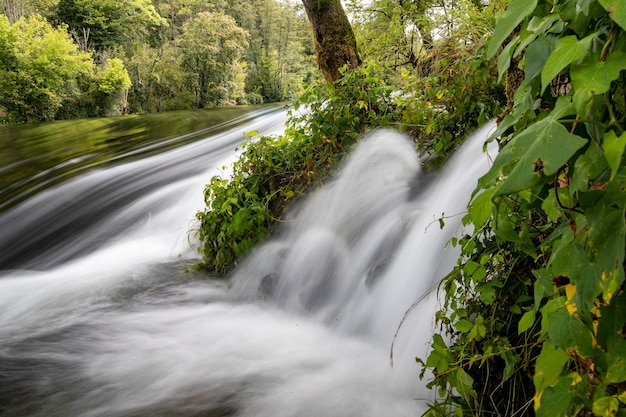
[53,0,166,51]
[98,58,131,94]
[1,0,317,122]
[420,1,626,415]
[178,11,249,107]
[0,14,94,123]
[194,2,505,274]
[397,37,503,164]
[347,0,506,164]
[195,63,405,273]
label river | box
[0,107,497,416]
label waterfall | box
[0,116,497,417]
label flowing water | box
[0,108,497,417]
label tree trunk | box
[1,0,25,24]
[301,0,361,83]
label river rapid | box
[0,107,497,416]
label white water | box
[0,116,496,416]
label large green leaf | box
[534,340,571,415]
[584,188,626,304]
[487,0,538,60]
[525,35,555,83]
[551,239,602,315]
[536,379,576,417]
[548,308,595,358]
[468,186,496,227]
[605,333,626,383]
[489,101,587,197]
[592,396,620,417]
[533,268,556,308]
[599,0,626,31]
[541,33,596,94]
[497,35,519,82]
[604,130,626,180]
[597,293,626,348]
[571,52,626,113]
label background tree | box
[152,0,316,103]
[53,0,166,51]
[244,0,316,101]
[0,14,94,122]
[179,11,249,108]
[97,57,132,114]
[301,0,361,83]
[1,0,24,23]
[124,42,193,113]
[349,0,435,70]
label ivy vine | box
[420,1,626,416]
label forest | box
[4,0,626,416]
[0,0,319,123]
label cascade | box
[0,115,496,417]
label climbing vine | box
[420,1,626,416]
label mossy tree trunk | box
[301,0,361,83]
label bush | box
[195,63,405,273]
[420,1,626,416]
[398,37,504,164]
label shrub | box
[195,63,405,273]
[420,1,626,416]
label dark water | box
[0,105,281,214]
[0,110,497,417]
[0,106,289,271]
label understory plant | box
[395,2,505,164]
[420,1,626,416]
[195,39,505,274]
[195,63,404,273]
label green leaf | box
[581,183,626,305]
[428,333,452,373]
[604,130,626,180]
[527,13,562,35]
[477,283,496,305]
[468,186,496,226]
[525,35,555,83]
[231,208,250,234]
[571,52,626,114]
[541,188,570,222]
[541,34,596,94]
[551,239,602,315]
[572,261,602,317]
[533,268,556,308]
[540,297,566,339]
[455,319,474,333]
[489,102,587,197]
[573,143,610,192]
[593,396,620,417]
[536,376,577,417]
[464,260,487,282]
[513,29,537,58]
[548,308,595,358]
[497,35,519,82]
[487,0,539,60]
[534,340,571,415]
[469,322,487,341]
[451,368,475,400]
[501,349,521,381]
[534,340,569,392]
[606,333,626,383]
[597,293,626,348]
[518,309,537,334]
[599,0,626,31]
